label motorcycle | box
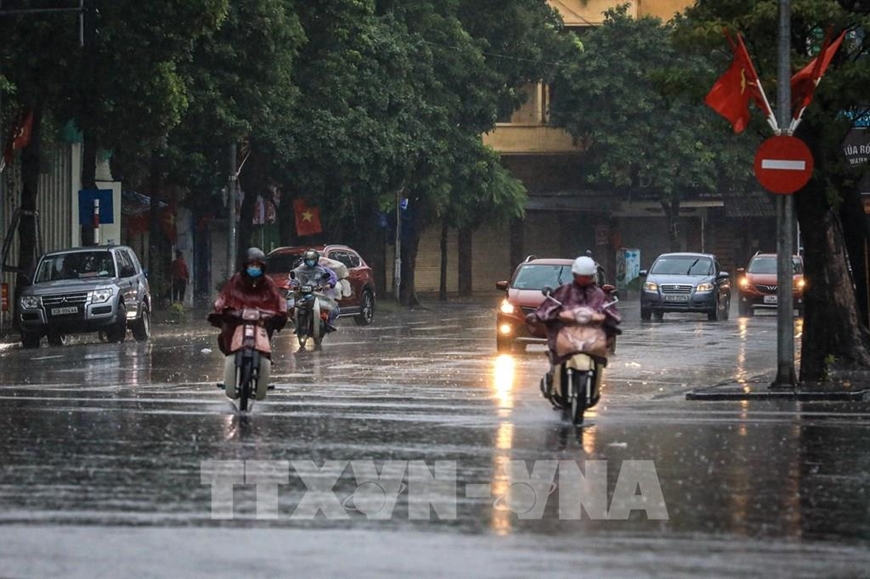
[531,286,619,426]
[208,307,281,412]
[288,271,333,350]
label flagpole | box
[736,33,779,132]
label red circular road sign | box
[754,135,814,195]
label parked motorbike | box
[531,286,619,426]
[288,271,333,350]
[208,307,281,412]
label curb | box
[686,376,870,401]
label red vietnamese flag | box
[294,198,322,237]
[1,110,34,170]
[791,29,846,120]
[705,32,769,133]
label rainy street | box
[1,297,869,578]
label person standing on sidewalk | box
[170,250,189,305]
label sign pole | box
[773,0,797,388]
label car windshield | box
[511,264,572,290]
[35,251,116,282]
[266,254,304,273]
[650,256,714,276]
[748,256,803,274]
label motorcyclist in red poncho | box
[209,247,288,360]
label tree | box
[676,1,870,383]
[549,5,758,252]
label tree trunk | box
[839,186,870,328]
[148,151,168,304]
[439,219,448,301]
[794,122,870,383]
[661,199,681,252]
[15,104,43,297]
[796,207,870,381]
[458,226,473,296]
[509,216,524,271]
[399,199,423,307]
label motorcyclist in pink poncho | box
[526,255,622,365]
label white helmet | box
[572,256,597,276]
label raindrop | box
[201,348,212,354]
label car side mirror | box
[601,283,616,293]
[120,265,135,278]
[639,270,648,277]
[717,272,730,280]
[495,281,508,291]
[541,285,554,297]
[736,267,745,274]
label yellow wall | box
[550,0,690,26]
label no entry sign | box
[754,135,814,194]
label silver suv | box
[18,245,152,347]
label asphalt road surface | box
[0,298,868,578]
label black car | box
[639,252,731,322]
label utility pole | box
[227,143,237,279]
[772,0,797,387]
[394,188,402,303]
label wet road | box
[1,298,869,578]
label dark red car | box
[265,244,376,326]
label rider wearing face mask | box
[291,249,339,332]
[211,247,288,355]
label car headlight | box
[643,282,658,291]
[738,277,749,288]
[92,288,114,304]
[499,299,516,315]
[20,295,41,309]
[696,283,714,293]
[796,278,806,290]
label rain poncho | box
[527,282,621,364]
[209,272,288,355]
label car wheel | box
[641,308,652,322]
[496,335,513,353]
[653,311,664,322]
[353,289,375,326]
[132,306,151,342]
[107,303,127,343]
[21,332,41,349]
[47,331,67,347]
[707,299,719,321]
[721,297,730,321]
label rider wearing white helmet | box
[571,255,598,288]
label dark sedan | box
[640,252,731,322]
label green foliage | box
[549,5,759,205]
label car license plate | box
[764,295,778,305]
[51,306,78,315]
[664,295,689,302]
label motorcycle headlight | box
[20,295,41,309]
[92,288,114,304]
[499,299,516,315]
[643,282,658,291]
[696,283,714,293]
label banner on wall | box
[616,248,641,290]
